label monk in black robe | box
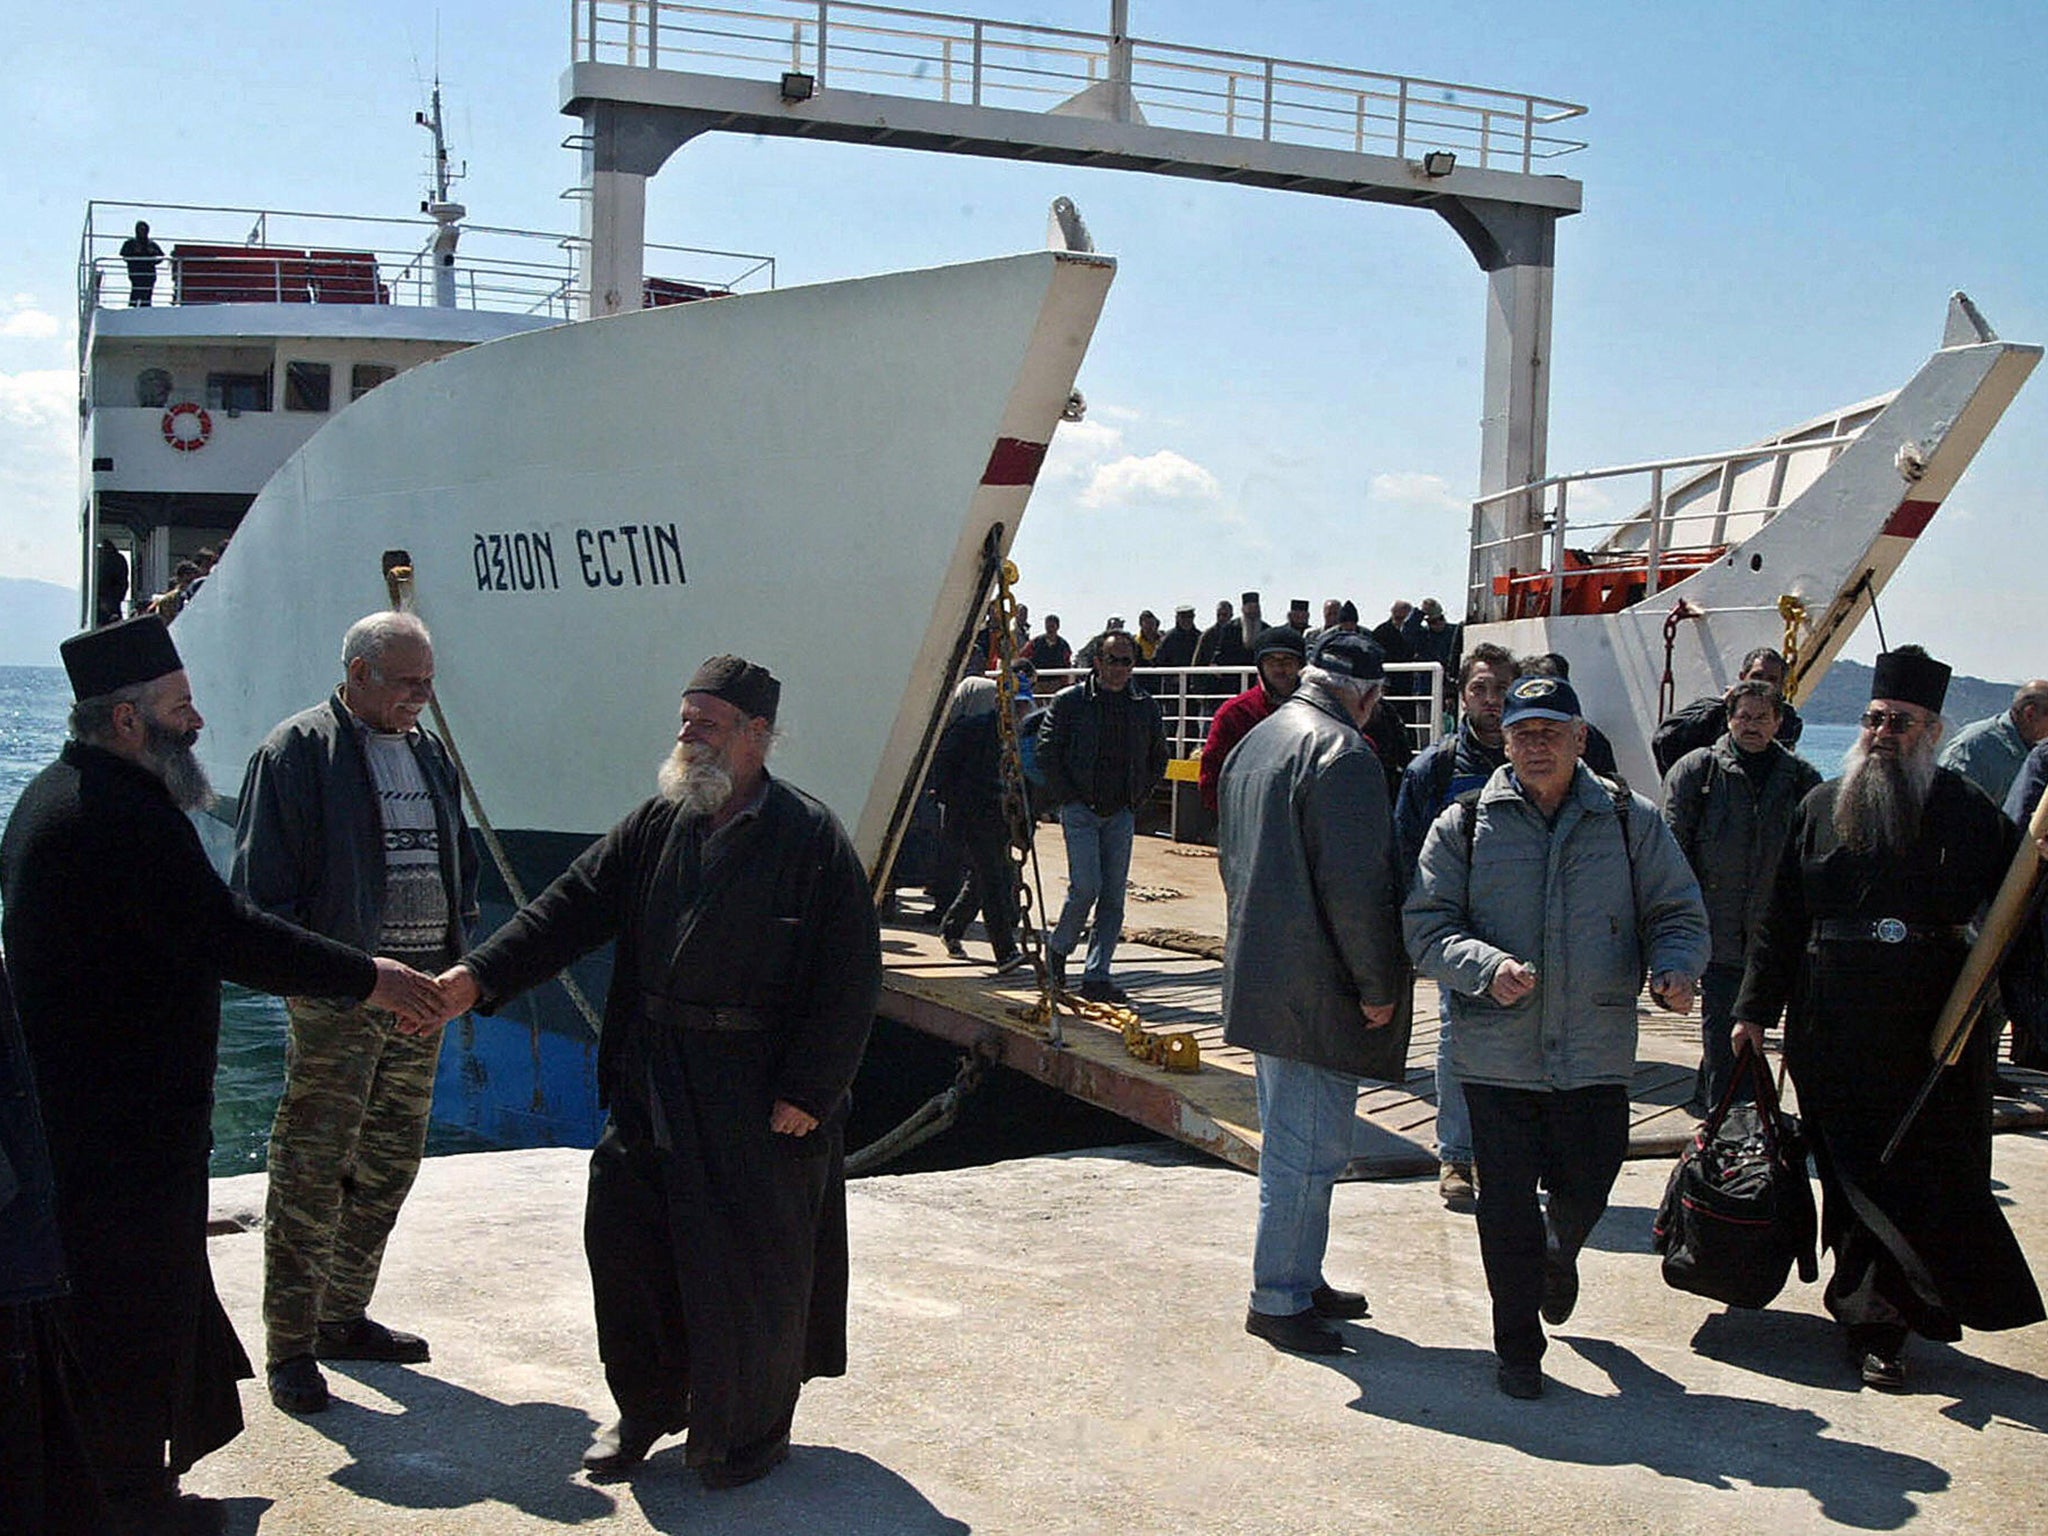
[1735,646,2044,1391]
[440,655,879,1489]
[1,618,440,1535]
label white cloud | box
[1080,450,1222,510]
[1367,470,1465,513]
[1,306,60,340]
[0,369,73,430]
[1039,417,1124,486]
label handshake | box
[366,957,486,1034]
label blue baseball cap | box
[1501,674,1582,726]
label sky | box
[4,0,2043,680]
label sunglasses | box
[1859,709,1926,734]
[1101,655,1136,668]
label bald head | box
[2015,680,2048,746]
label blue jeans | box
[1049,803,1133,983]
[1435,982,1471,1164]
[1249,1052,1360,1316]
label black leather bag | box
[1652,1049,1818,1309]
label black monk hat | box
[60,615,183,702]
[685,654,780,724]
[1870,645,1950,714]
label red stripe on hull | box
[982,437,1049,486]
[1881,498,1941,539]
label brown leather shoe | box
[316,1316,430,1363]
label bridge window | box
[206,371,271,413]
[285,361,332,413]
[350,363,397,401]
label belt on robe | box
[639,996,770,1032]
[1811,919,1970,946]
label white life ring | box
[162,401,212,452]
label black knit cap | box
[1254,627,1306,662]
[1871,645,1950,713]
[60,615,183,702]
[684,654,780,723]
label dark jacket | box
[1652,693,1804,777]
[1038,678,1169,816]
[231,690,479,965]
[1151,623,1199,671]
[1218,681,1411,1077]
[1661,736,1821,971]
[2,741,374,1475]
[1393,722,1509,886]
[462,777,879,1121]
[930,710,1005,822]
[0,957,65,1307]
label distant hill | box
[1804,657,2019,726]
[0,579,76,668]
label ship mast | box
[416,78,466,308]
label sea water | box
[0,665,563,1174]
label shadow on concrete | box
[1314,1326,1947,1530]
[613,1445,969,1534]
[286,1363,618,1525]
[221,1495,273,1535]
[1580,1202,1659,1254]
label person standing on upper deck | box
[118,221,165,307]
[1038,630,1168,1003]
[231,611,480,1417]
[1152,605,1200,672]
[1198,627,1305,814]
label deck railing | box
[1465,432,1866,623]
[572,1,1587,173]
[1024,661,1445,761]
[78,201,775,330]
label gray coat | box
[1217,681,1411,1079]
[1404,763,1709,1091]
[1661,736,1820,972]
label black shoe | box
[583,1414,680,1476]
[267,1353,330,1415]
[699,1433,791,1490]
[107,1491,226,1536]
[1244,1306,1345,1355]
[1858,1351,1907,1391]
[316,1316,430,1363]
[1310,1283,1371,1320]
[1048,952,1068,992]
[1540,1249,1580,1327]
[992,951,1028,977]
[1497,1360,1545,1399]
[1078,977,1130,1004]
[941,936,969,960]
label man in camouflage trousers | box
[231,612,478,1415]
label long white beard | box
[657,743,734,817]
[144,720,214,813]
[1834,735,1936,854]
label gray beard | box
[657,744,734,817]
[1833,736,1935,855]
[143,720,213,813]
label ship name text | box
[473,523,688,594]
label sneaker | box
[1438,1161,1477,1212]
[267,1353,330,1415]
[1856,1348,1907,1391]
[992,952,1028,977]
[1497,1360,1545,1399]
[1244,1306,1345,1355]
[1078,977,1130,1005]
[941,936,969,961]
[316,1315,430,1363]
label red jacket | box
[1199,685,1279,811]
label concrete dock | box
[189,1132,2048,1534]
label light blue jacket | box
[1403,763,1709,1091]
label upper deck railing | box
[1464,425,1878,624]
[79,200,775,334]
[571,1,1588,174]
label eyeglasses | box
[1859,710,1926,734]
[1101,656,1135,669]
